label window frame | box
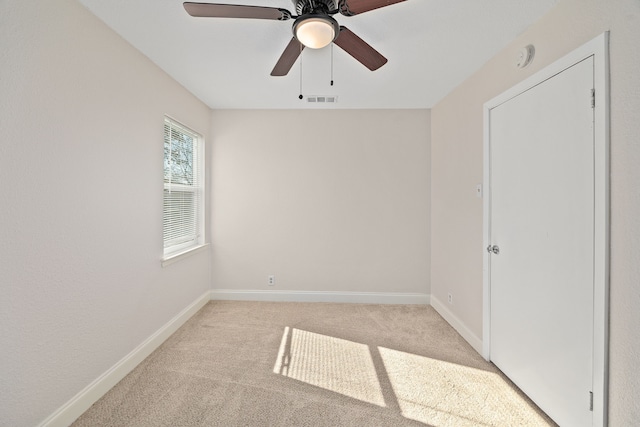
[162,116,206,263]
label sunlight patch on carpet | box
[273,327,385,407]
[378,347,550,427]
[272,328,550,426]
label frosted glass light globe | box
[295,18,336,49]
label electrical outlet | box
[448,293,453,304]
[268,275,275,286]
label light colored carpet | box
[72,301,556,427]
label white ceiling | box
[77,0,557,109]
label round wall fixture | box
[516,45,535,69]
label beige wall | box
[431,0,640,423]
[0,1,212,425]
[211,109,430,297]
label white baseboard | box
[430,295,483,355]
[38,290,211,427]
[210,289,430,305]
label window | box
[163,117,204,257]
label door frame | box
[482,33,609,426]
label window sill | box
[161,243,210,268]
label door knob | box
[487,245,500,255]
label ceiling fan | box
[183,0,406,76]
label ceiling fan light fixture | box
[293,15,339,49]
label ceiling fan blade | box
[271,38,305,76]
[183,2,291,20]
[334,26,387,71]
[339,0,406,16]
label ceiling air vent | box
[306,95,338,104]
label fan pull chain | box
[330,43,334,86]
[298,43,303,100]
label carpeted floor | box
[72,301,557,426]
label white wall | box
[0,1,212,425]
[211,110,430,298]
[430,0,640,423]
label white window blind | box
[163,117,204,255]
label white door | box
[488,57,594,426]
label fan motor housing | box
[294,0,337,15]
